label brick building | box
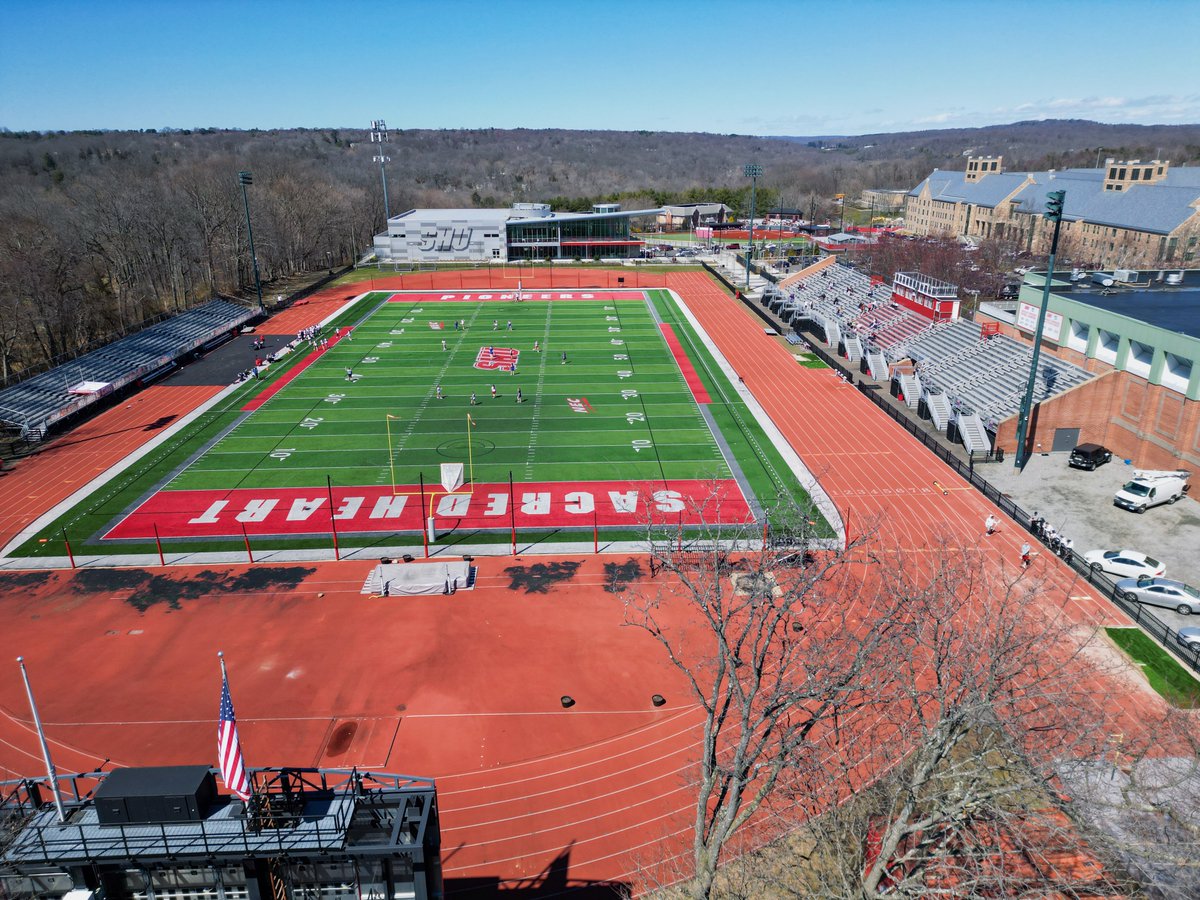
[978,270,1200,469]
[906,156,1200,269]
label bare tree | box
[763,541,1146,900]
[623,503,898,899]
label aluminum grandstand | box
[0,299,254,441]
[773,261,1096,455]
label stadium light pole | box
[743,164,762,290]
[237,171,265,315]
[370,119,391,225]
[1013,189,1066,471]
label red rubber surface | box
[0,269,1171,898]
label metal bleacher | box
[911,321,1094,428]
[782,262,1096,451]
[0,298,254,440]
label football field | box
[11,288,828,557]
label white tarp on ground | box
[361,560,472,596]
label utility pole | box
[1014,189,1066,470]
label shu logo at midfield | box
[474,347,519,371]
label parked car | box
[1068,443,1112,471]
[1113,469,1190,513]
[1177,627,1200,647]
[1115,577,1200,616]
[1083,549,1167,579]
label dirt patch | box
[603,558,644,594]
[70,566,317,612]
[503,561,582,594]
[0,571,54,592]
[323,721,358,758]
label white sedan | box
[1115,578,1200,616]
[1177,627,1200,648]
[1083,549,1167,579]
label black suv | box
[1069,443,1113,470]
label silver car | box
[1115,577,1200,616]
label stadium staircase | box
[843,335,864,362]
[823,318,842,351]
[925,392,952,432]
[956,412,992,454]
[898,373,922,409]
[866,351,889,381]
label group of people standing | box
[986,512,1075,569]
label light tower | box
[743,164,762,290]
[370,119,391,225]
[237,171,264,314]
[1013,189,1066,470]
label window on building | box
[1131,169,1140,181]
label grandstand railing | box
[794,326,1200,679]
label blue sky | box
[2,0,1198,135]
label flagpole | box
[17,657,66,822]
[218,652,255,800]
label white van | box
[1113,470,1191,513]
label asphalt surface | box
[982,452,1200,632]
[164,332,298,386]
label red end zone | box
[103,480,752,540]
[387,291,647,302]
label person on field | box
[516,388,523,403]
[1020,542,1032,568]
[436,385,443,400]
[490,384,497,400]
[442,339,447,351]
[985,514,998,535]
[470,391,477,406]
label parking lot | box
[982,451,1199,632]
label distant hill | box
[2,118,1198,378]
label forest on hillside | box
[2,119,1199,381]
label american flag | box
[218,673,252,801]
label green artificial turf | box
[1105,627,1200,708]
[14,287,832,557]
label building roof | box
[390,207,662,227]
[518,208,662,224]
[662,203,729,215]
[911,165,1200,236]
[1057,270,1200,339]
